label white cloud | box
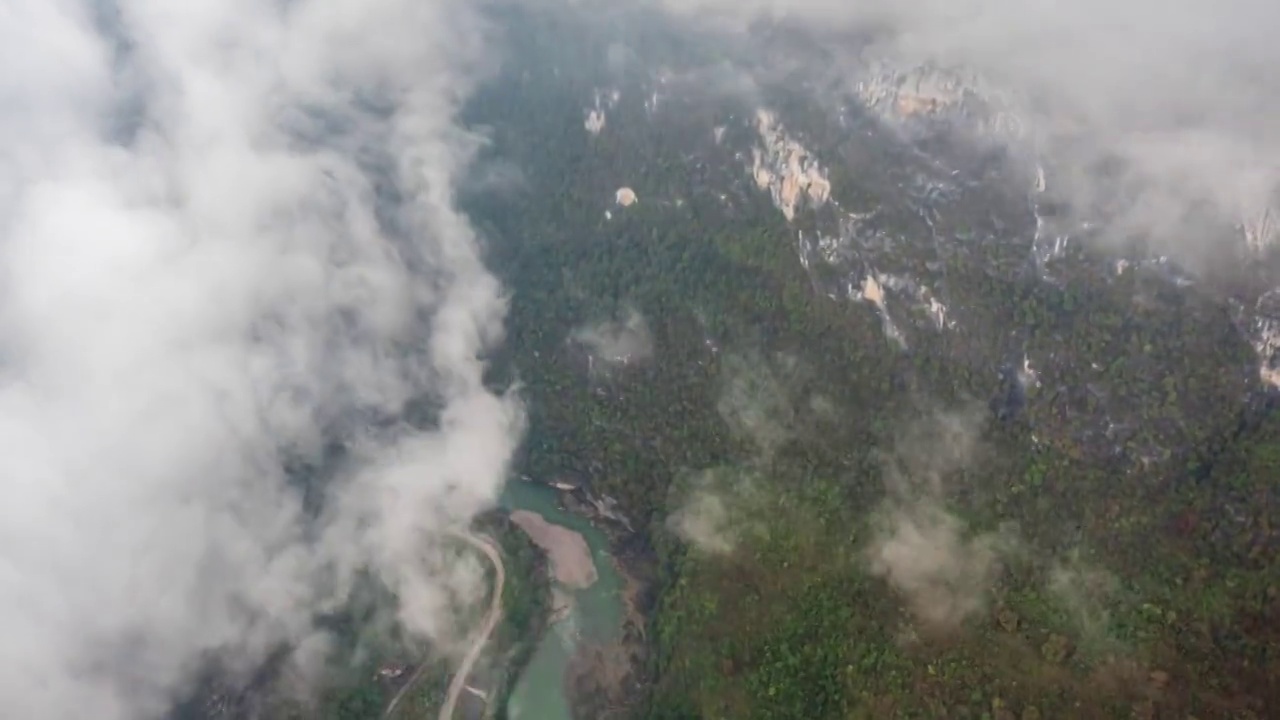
[0,1,520,718]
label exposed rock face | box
[509,510,599,589]
[750,109,831,221]
[566,488,635,532]
[585,109,606,135]
[858,273,906,348]
[585,88,618,136]
[1246,289,1280,388]
[1244,208,1278,255]
[857,62,968,117]
[854,61,1024,141]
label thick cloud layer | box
[0,1,520,718]
[657,0,1280,260]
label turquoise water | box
[499,480,623,720]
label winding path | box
[382,531,505,720]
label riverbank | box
[564,553,654,719]
[501,478,655,720]
[501,480,621,720]
[542,483,658,720]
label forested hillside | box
[466,6,1280,718]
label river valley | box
[499,480,625,720]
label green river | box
[499,480,624,720]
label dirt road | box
[437,532,504,720]
[381,531,504,720]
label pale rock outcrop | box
[1243,208,1278,255]
[859,274,907,348]
[1245,289,1280,388]
[855,61,1024,141]
[750,109,831,221]
[584,88,620,136]
[585,109,606,135]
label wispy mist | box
[571,305,654,368]
[657,0,1280,262]
[0,1,520,718]
[716,350,798,458]
[1047,551,1119,645]
[666,465,762,555]
[866,407,1017,630]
